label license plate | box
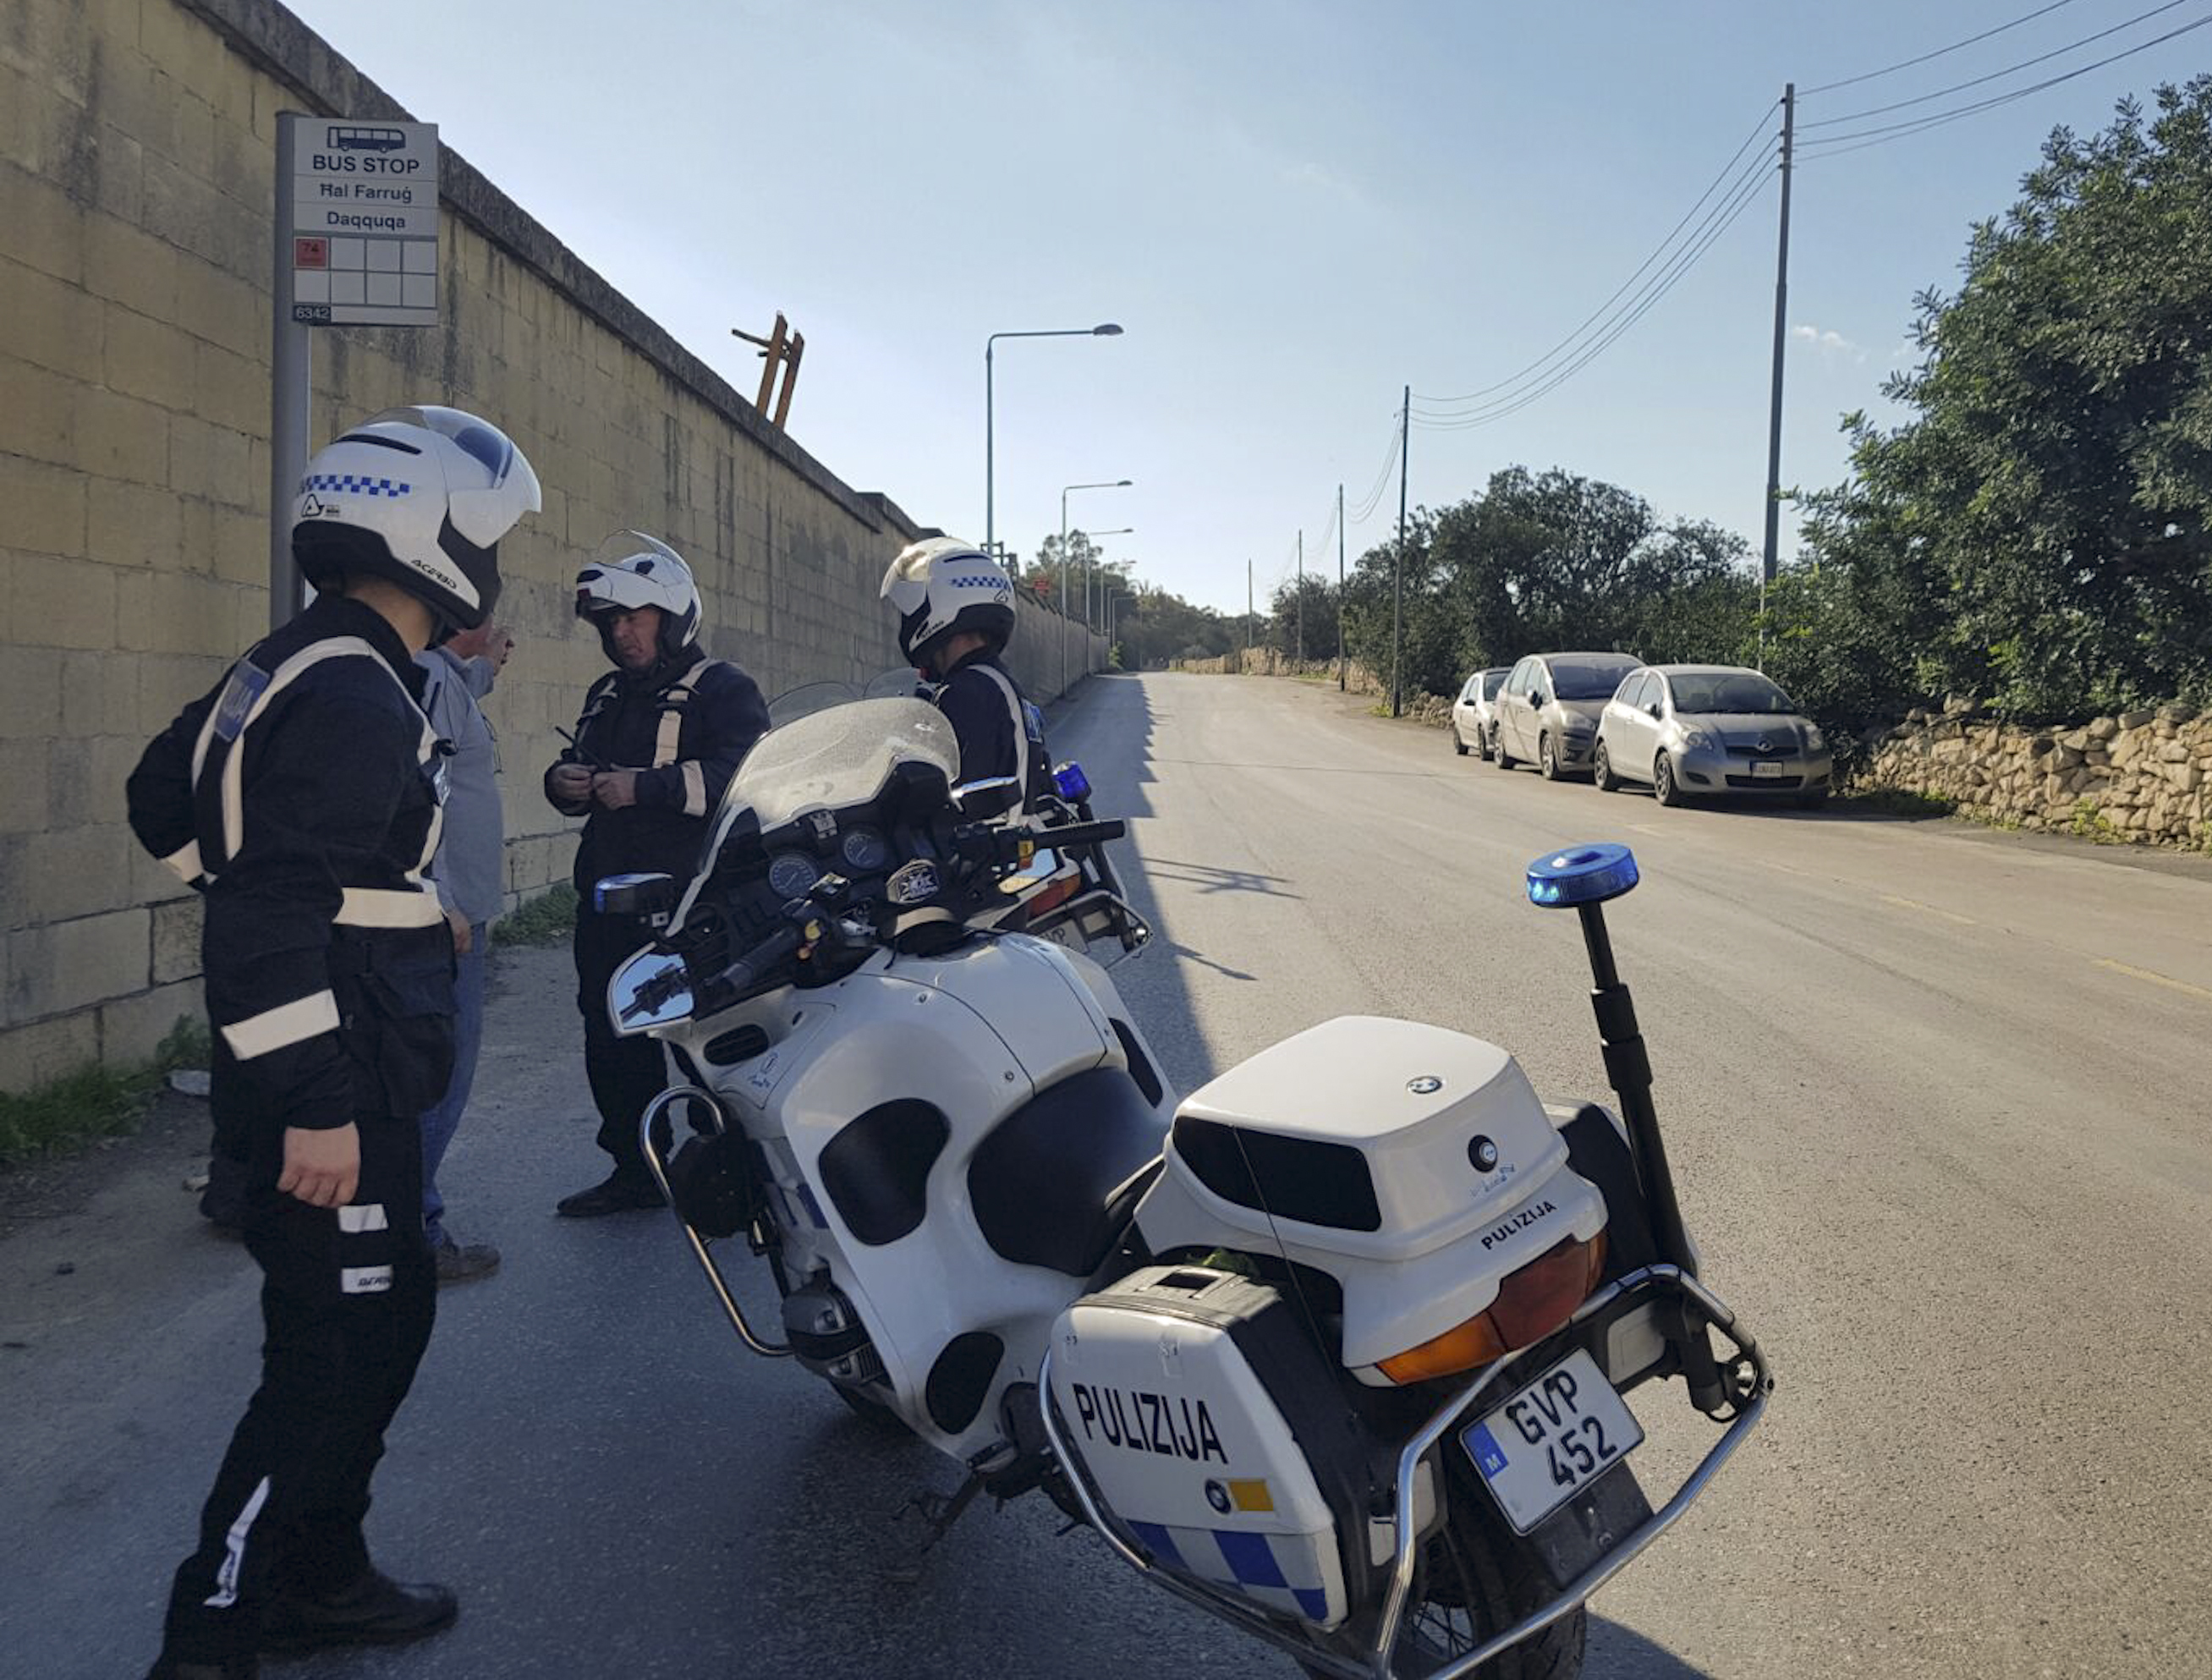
[1461,1349,1643,1534]
[1752,760,1784,778]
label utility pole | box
[1246,559,1254,666]
[1391,384,1409,718]
[1759,83,1795,670]
[1296,529,1304,663]
[1337,480,1346,691]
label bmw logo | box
[1204,1480,1232,1515]
[1468,1135,1500,1172]
[1408,1075,1443,1095]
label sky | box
[284,0,2211,615]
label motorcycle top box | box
[1133,1015,1610,1376]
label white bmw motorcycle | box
[596,696,1770,1678]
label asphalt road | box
[5,671,2209,1679]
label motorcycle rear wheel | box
[1296,1497,1584,1679]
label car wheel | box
[1492,727,1518,770]
[1454,729,1469,756]
[1539,733,1562,781]
[1474,723,1494,762]
[1798,788,1830,810]
[1593,742,1620,793]
[1653,753,1684,808]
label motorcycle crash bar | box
[1040,1261,1770,1680]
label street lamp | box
[984,322,1122,554]
[1084,528,1133,632]
[1061,480,1132,688]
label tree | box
[1799,78,2212,718]
[1266,574,1340,661]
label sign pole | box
[272,113,442,629]
[270,114,311,629]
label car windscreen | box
[1481,671,1507,700]
[1551,660,1639,700]
[1667,673,1794,714]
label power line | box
[1348,421,1402,524]
[1409,164,1776,433]
[1798,8,2212,157]
[1801,0,2082,96]
[1800,0,2189,129]
[1412,99,1780,412]
[1411,144,1780,431]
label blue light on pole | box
[1524,843,1640,909]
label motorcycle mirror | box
[596,871,678,920]
[607,948,694,1035]
[952,776,1022,818]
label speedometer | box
[767,852,819,900]
[840,827,890,873]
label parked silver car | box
[1490,651,1644,779]
[1449,667,1511,759]
[1593,663,1834,807]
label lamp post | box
[985,322,1122,555]
[1060,480,1131,689]
[1084,527,1133,634]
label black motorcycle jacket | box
[125,594,453,1135]
[932,652,1053,815]
[546,643,769,891]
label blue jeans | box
[420,925,487,1245]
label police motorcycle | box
[596,694,1770,1678]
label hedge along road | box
[3,671,2207,1679]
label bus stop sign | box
[282,117,439,327]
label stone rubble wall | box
[1169,649,1457,724]
[1863,701,2212,849]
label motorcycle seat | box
[968,1067,1167,1276]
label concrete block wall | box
[0,0,1103,1090]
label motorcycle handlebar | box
[709,917,807,996]
[1040,819,1125,850]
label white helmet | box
[575,530,701,662]
[880,537,1015,675]
[292,405,540,632]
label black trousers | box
[574,904,667,1177]
[161,938,449,1665]
[162,1108,436,1661]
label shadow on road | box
[1587,1616,1721,1678]
[1141,858,1304,900]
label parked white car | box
[1449,667,1511,759]
[1593,664,1834,808]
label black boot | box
[555,1169,664,1217]
[260,1568,458,1654]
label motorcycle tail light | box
[1375,1232,1607,1386]
[1028,873,1080,917]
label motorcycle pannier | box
[1049,1265,1373,1629]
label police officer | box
[546,532,768,1216]
[879,538,1053,813]
[127,406,541,1680]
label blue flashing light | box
[593,871,659,914]
[1524,843,1639,909]
[1054,760,1094,803]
